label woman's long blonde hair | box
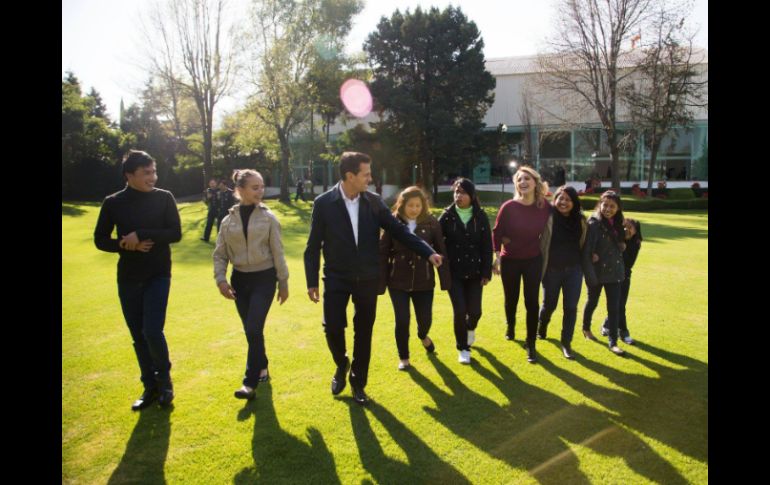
[514,166,548,208]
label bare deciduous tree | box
[537,0,652,190]
[142,0,236,188]
[621,3,707,194]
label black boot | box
[131,387,159,411]
[526,341,537,363]
[537,321,548,340]
[505,323,515,341]
[157,376,174,407]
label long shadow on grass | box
[414,348,689,484]
[570,340,707,464]
[636,220,708,243]
[62,203,88,217]
[349,400,471,484]
[234,383,340,484]
[107,407,171,485]
[538,340,706,472]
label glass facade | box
[532,123,708,183]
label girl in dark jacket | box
[492,166,551,363]
[582,190,627,355]
[379,187,451,370]
[438,178,493,365]
[536,186,588,360]
[600,218,643,344]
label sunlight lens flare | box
[340,79,372,118]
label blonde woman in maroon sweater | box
[492,166,551,363]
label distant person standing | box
[94,150,182,410]
[216,180,236,227]
[295,178,305,202]
[200,178,220,242]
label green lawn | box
[62,199,707,484]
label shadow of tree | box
[349,400,470,484]
[107,406,172,485]
[634,220,708,243]
[62,203,88,217]
[233,383,340,485]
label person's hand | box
[277,286,289,305]
[308,287,320,303]
[492,257,501,275]
[481,277,490,287]
[120,232,140,251]
[135,240,154,253]
[592,253,599,263]
[429,254,443,267]
[218,281,236,300]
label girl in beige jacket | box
[213,169,289,400]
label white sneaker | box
[467,330,475,346]
[458,350,471,364]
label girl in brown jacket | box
[379,187,451,370]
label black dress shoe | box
[562,344,574,360]
[131,388,159,411]
[527,346,538,363]
[158,389,174,407]
[352,387,370,405]
[505,325,515,341]
[234,385,257,400]
[331,359,351,395]
[537,323,548,340]
[257,370,270,383]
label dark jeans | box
[295,191,305,202]
[388,288,434,359]
[117,276,172,390]
[322,276,379,389]
[231,268,276,387]
[448,276,483,351]
[500,256,543,345]
[202,210,218,241]
[539,264,583,345]
[583,282,622,346]
[603,276,632,337]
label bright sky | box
[62,0,707,124]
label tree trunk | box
[278,130,291,202]
[645,133,659,196]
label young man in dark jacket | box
[304,152,443,404]
[94,150,182,410]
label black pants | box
[447,276,483,351]
[500,256,543,345]
[202,210,218,241]
[117,276,172,390]
[231,268,276,387]
[583,282,622,346]
[322,276,378,389]
[388,288,434,359]
[602,276,632,337]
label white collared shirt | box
[340,185,361,246]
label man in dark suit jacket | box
[304,152,443,404]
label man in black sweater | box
[304,152,442,404]
[94,150,182,410]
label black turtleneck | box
[239,203,256,240]
[94,186,182,282]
